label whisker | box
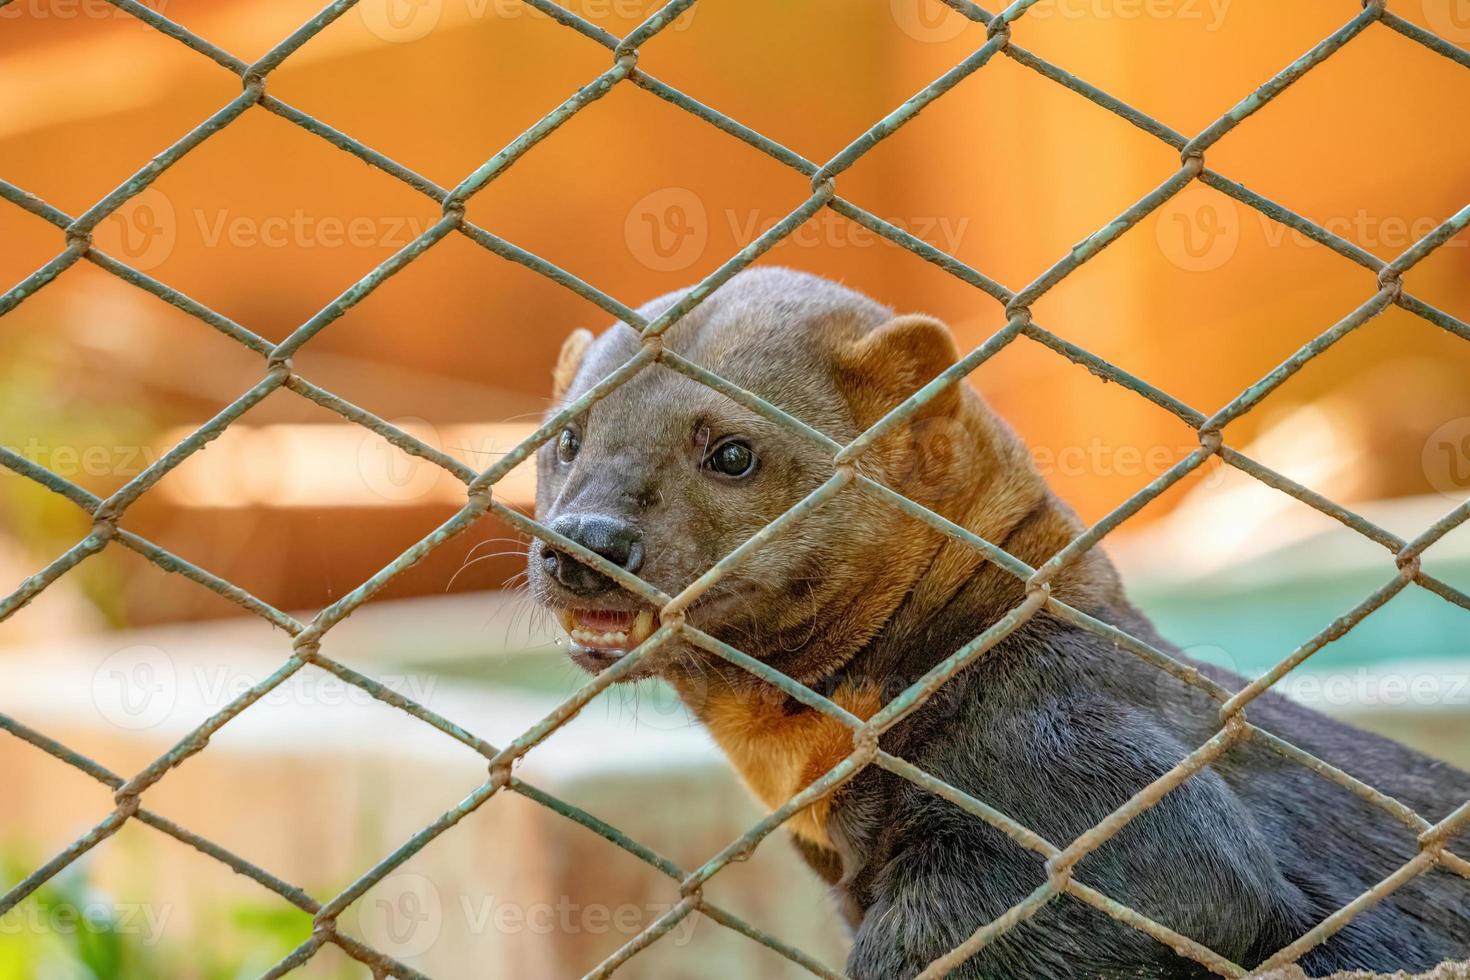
[447,552,526,591]
[461,536,530,565]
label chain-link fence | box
[2,0,1469,976]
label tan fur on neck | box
[681,358,1110,855]
[698,678,882,849]
[549,281,1116,854]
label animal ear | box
[839,314,961,428]
[552,328,594,401]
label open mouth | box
[555,607,659,654]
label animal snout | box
[541,513,644,596]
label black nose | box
[541,513,644,596]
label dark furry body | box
[535,268,1469,978]
[801,569,1470,979]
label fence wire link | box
[2,0,1469,976]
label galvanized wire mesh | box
[3,0,1469,976]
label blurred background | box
[2,0,1469,976]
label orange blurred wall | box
[2,0,1467,621]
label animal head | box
[528,267,1044,685]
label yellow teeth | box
[630,608,655,645]
[556,607,657,651]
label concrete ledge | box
[1255,961,1470,980]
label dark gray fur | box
[828,591,1470,978]
[535,268,1470,978]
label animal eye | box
[556,428,580,464]
[705,439,757,479]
